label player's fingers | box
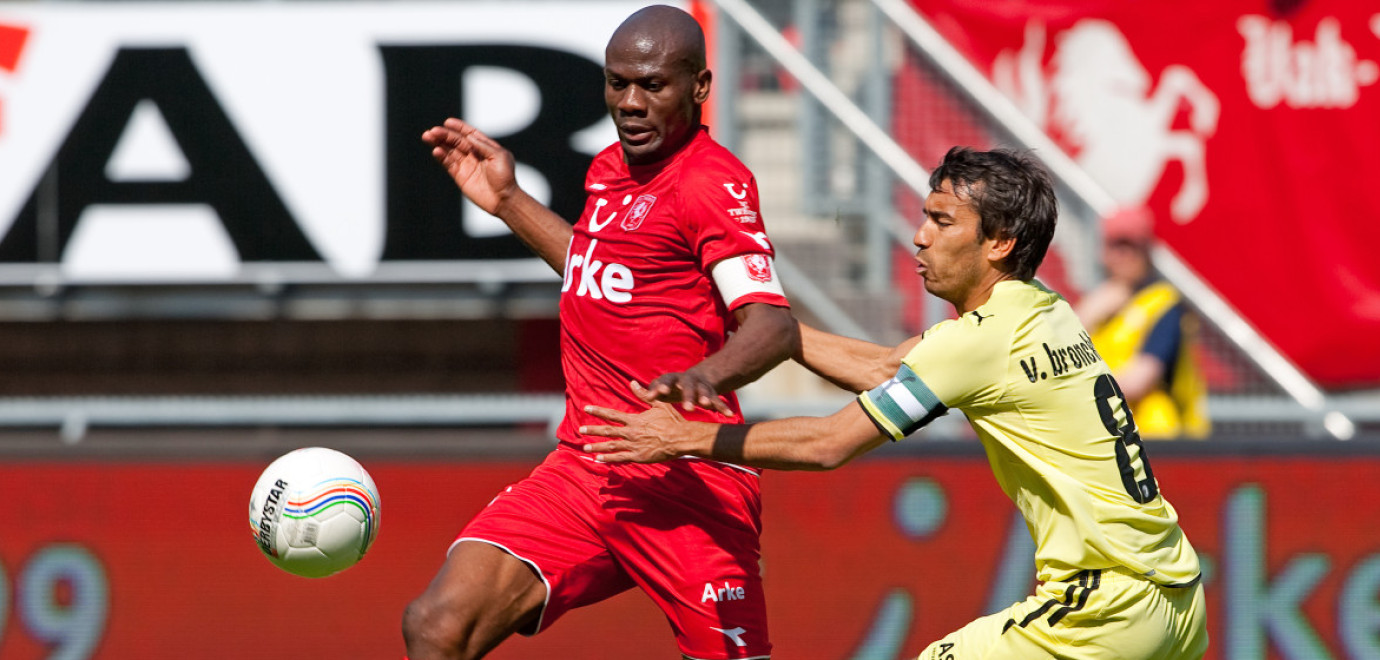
[578,424,627,440]
[683,383,719,413]
[593,451,637,464]
[422,123,468,148]
[629,380,658,403]
[581,440,624,454]
[582,405,630,425]
[647,379,676,398]
[703,393,732,415]
[443,117,476,133]
[678,379,701,411]
[459,125,506,158]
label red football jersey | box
[556,127,788,450]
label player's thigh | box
[453,450,637,633]
[918,574,1208,660]
[917,601,1053,660]
[1098,579,1207,660]
[405,541,547,653]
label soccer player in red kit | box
[405,6,797,660]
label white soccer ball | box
[248,447,381,578]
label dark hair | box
[928,147,1058,281]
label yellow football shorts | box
[918,567,1207,659]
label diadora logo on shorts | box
[711,626,748,647]
[0,23,31,137]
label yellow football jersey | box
[859,279,1200,586]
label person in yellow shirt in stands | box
[1076,207,1210,439]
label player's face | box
[914,180,1001,312]
[604,44,710,166]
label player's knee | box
[402,592,475,660]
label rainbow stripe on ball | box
[284,477,380,547]
[249,477,380,554]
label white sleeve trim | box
[711,254,786,307]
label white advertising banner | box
[0,2,662,282]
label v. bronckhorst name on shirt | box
[1020,331,1104,383]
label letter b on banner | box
[380,45,606,260]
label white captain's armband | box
[858,364,948,440]
[711,254,786,307]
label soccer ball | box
[248,447,381,578]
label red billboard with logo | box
[899,0,1380,388]
[0,448,1376,659]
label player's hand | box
[640,371,732,415]
[580,397,688,464]
[421,118,519,216]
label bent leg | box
[918,571,1207,660]
[402,540,547,660]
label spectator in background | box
[1076,207,1210,439]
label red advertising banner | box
[0,450,1378,659]
[903,0,1380,388]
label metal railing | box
[713,0,1358,439]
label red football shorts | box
[455,445,772,660]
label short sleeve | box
[679,162,774,268]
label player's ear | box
[986,232,1016,262]
[693,69,712,104]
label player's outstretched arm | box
[642,302,799,414]
[421,117,573,272]
[794,322,920,393]
[583,382,887,471]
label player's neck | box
[953,273,1017,315]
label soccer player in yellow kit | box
[581,147,1208,659]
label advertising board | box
[0,447,1376,659]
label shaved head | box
[602,5,712,165]
[607,5,706,76]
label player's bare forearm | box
[795,323,916,393]
[705,303,799,392]
[583,401,887,471]
[492,189,574,273]
[645,303,798,412]
[422,117,573,272]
